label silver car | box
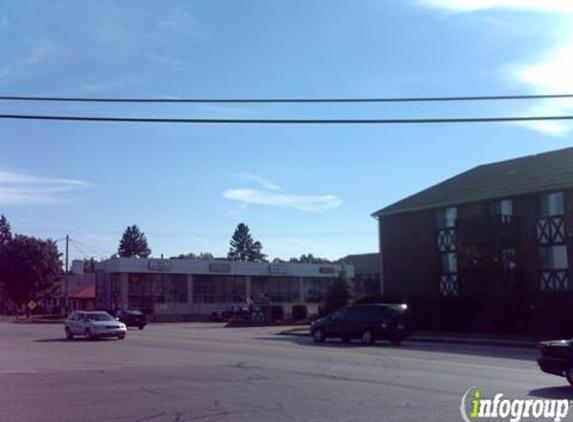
[64,311,127,340]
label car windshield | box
[86,313,113,322]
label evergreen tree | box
[118,225,151,258]
[227,223,266,262]
[177,252,214,260]
[324,278,353,315]
[0,214,12,249]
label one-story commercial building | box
[372,147,573,335]
[95,257,353,321]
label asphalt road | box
[0,321,570,422]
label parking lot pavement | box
[0,321,568,422]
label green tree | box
[289,253,332,264]
[324,278,353,315]
[0,214,12,249]
[83,257,97,273]
[118,225,151,258]
[177,252,214,260]
[0,235,62,303]
[227,223,266,262]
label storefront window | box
[251,277,299,302]
[193,275,246,303]
[304,278,335,303]
[128,273,188,310]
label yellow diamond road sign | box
[27,300,37,310]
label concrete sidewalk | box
[279,327,549,349]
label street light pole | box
[64,235,69,315]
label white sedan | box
[65,311,127,340]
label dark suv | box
[310,303,413,345]
[115,309,148,330]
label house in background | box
[68,284,96,311]
[372,147,573,335]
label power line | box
[1,113,573,124]
[2,93,573,103]
[71,238,113,258]
[69,239,91,260]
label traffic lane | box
[1,323,570,422]
[0,322,551,385]
[5,323,540,379]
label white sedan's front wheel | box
[65,327,73,340]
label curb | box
[278,329,539,349]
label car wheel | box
[312,328,326,343]
[566,365,573,388]
[65,327,73,340]
[118,334,126,340]
[85,329,94,341]
[138,325,145,330]
[341,336,352,343]
[361,329,374,346]
[389,334,403,345]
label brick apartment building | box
[372,147,573,335]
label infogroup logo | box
[460,387,570,422]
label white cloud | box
[417,0,573,14]
[416,0,573,135]
[503,31,573,134]
[223,189,342,212]
[0,171,91,186]
[226,172,282,191]
[0,170,92,206]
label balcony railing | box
[456,214,519,244]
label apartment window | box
[437,207,457,228]
[538,192,564,217]
[539,245,569,270]
[489,199,512,216]
[500,199,513,216]
[440,252,458,273]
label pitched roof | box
[70,284,95,299]
[372,147,573,217]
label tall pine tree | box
[118,225,151,258]
[227,223,266,262]
[0,215,12,249]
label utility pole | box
[64,235,69,315]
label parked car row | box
[64,309,148,341]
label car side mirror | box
[115,317,120,321]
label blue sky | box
[0,0,572,261]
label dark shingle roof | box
[372,147,573,217]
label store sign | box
[148,259,172,272]
[269,264,288,275]
[210,263,231,273]
[319,266,336,274]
